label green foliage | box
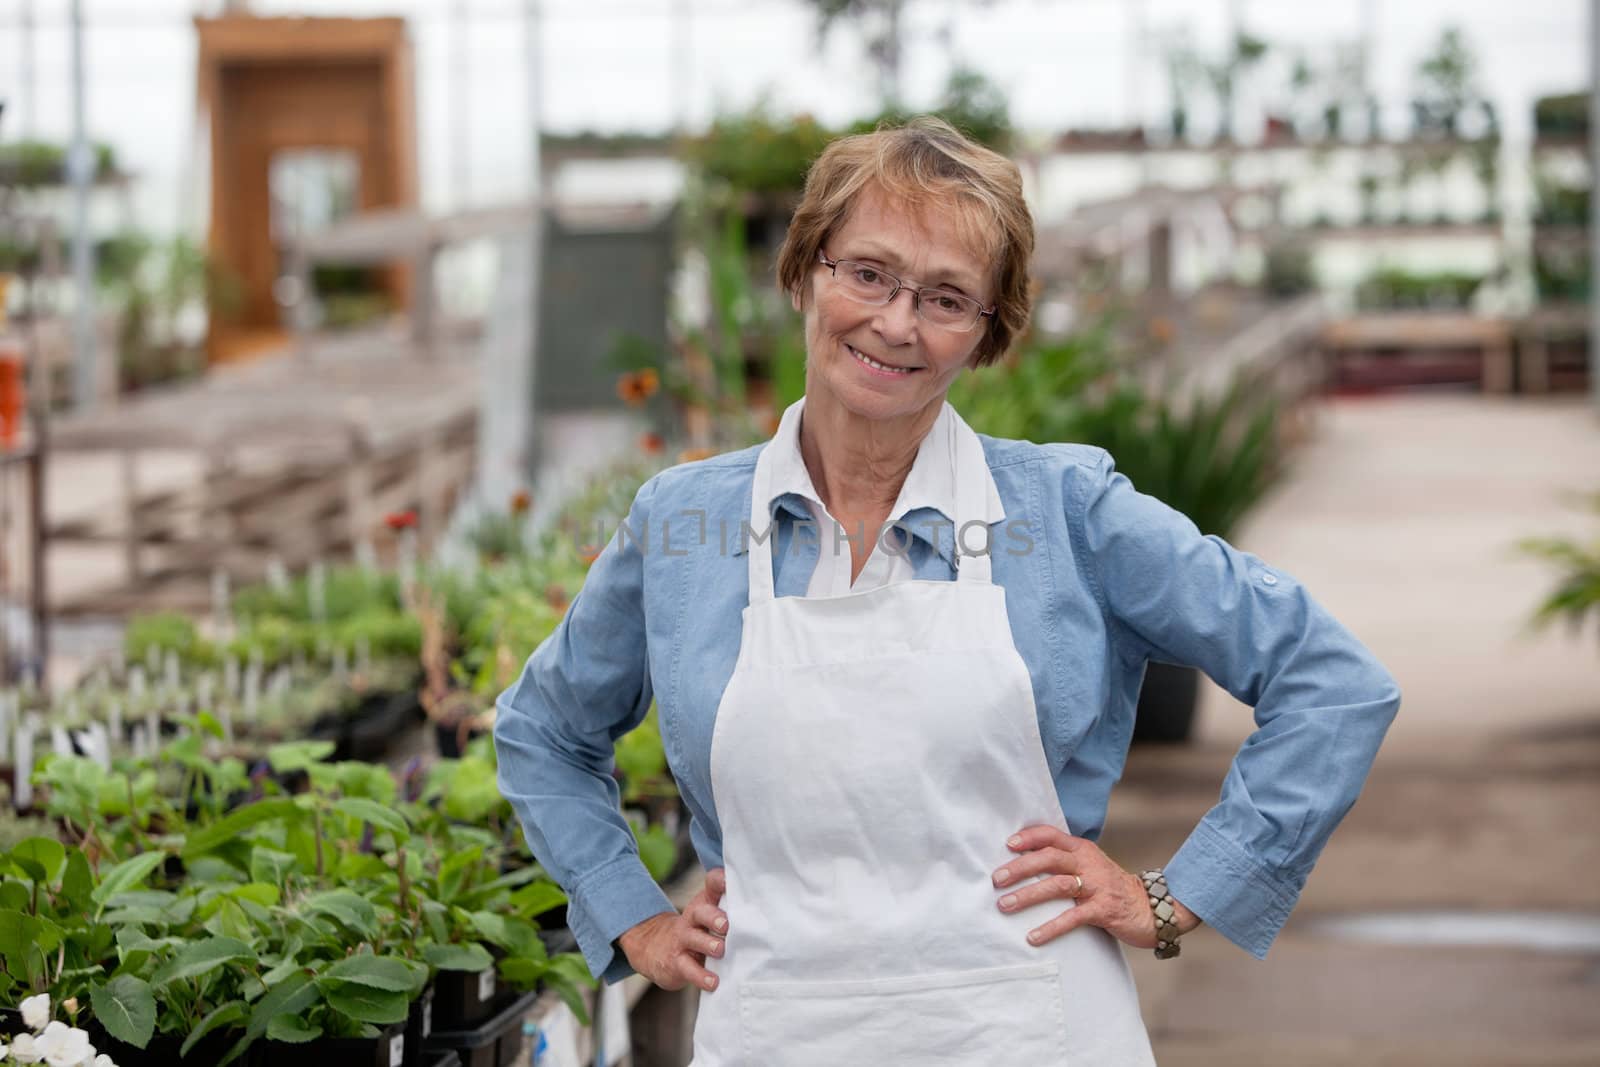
[951,322,1283,539]
[689,105,834,196]
[1534,92,1588,139]
[1518,491,1600,645]
[1355,266,1485,311]
[0,140,118,186]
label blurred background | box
[0,1,1596,1064]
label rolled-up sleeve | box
[1079,450,1400,958]
[495,476,674,983]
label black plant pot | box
[425,991,538,1067]
[264,1020,408,1067]
[85,1024,247,1066]
[348,691,421,762]
[403,985,435,1067]
[431,966,501,1031]
[1132,661,1200,745]
[425,1051,462,1067]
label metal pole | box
[1591,0,1599,413]
[67,0,98,413]
[674,0,693,134]
[453,0,472,208]
[21,0,36,138]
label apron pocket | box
[738,961,1066,1065]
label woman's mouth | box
[846,343,919,377]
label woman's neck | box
[797,392,944,521]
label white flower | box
[8,1034,41,1064]
[32,1022,90,1067]
[90,1056,114,1067]
[19,995,50,1032]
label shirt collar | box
[735,397,1005,565]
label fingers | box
[1023,900,1098,946]
[705,866,727,902]
[1007,825,1084,854]
[992,846,1080,888]
[995,872,1084,915]
[684,892,729,938]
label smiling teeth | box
[850,345,913,375]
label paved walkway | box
[1104,392,1600,1065]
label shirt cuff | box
[1163,819,1304,959]
[569,853,676,984]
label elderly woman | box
[495,118,1399,1063]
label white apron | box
[691,414,1156,1065]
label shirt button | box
[1261,573,1278,586]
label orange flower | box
[579,547,601,565]
[384,510,418,530]
[510,489,533,515]
[638,431,665,455]
[616,368,661,407]
[677,446,717,464]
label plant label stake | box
[224,655,240,700]
[130,723,148,760]
[50,723,71,758]
[0,690,11,762]
[211,568,232,638]
[267,555,290,593]
[107,700,123,750]
[146,702,160,750]
[14,724,33,808]
[308,560,327,625]
[165,651,180,693]
[244,660,262,722]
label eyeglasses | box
[818,251,995,333]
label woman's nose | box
[872,287,920,344]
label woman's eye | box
[854,268,882,285]
[933,294,961,311]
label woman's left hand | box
[992,825,1200,950]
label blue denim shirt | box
[495,437,1401,983]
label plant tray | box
[424,990,538,1067]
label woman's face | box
[798,186,992,425]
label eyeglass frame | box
[817,250,996,332]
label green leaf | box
[509,880,568,920]
[266,1014,322,1042]
[181,1002,247,1058]
[246,970,319,1037]
[267,741,337,774]
[225,882,281,908]
[319,954,423,993]
[10,837,65,885]
[184,799,299,858]
[250,846,299,885]
[423,942,494,972]
[322,982,409,1025]
[634,823,677,882]
[303,889,377,938]
[92,852,167,908]
[332,797,410,838]
[92,974,158,1048]
[437,846,484,904]
[61,848,94,910]
[152,935,253,986]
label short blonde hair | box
[775,117,1034,366]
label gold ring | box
[1073,875,1084,895]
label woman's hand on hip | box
[992,826,1200,950]
[618,867,728,992]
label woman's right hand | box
[617,867,728,992]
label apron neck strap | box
[745,403,996,603]
[747,441,779,606]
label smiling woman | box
[495,117,1400,1066]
